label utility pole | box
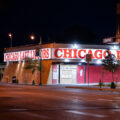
[86,54,91,86]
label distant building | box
[0,63,5,81]
[103,1,120,44]
[116,0,120,42]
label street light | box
[8,33,13,48]
[30,33,42,85]
[30,33,42,44]
[30,35,35,40]
[72,43,78,48]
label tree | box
[24,57,44,84]
[24,57,40,74]
[103,50,118,82]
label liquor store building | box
[2,43,120,85]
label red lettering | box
[41,49,50,59]
[33,50,36,59]
[103,50,111,58]
[5,53,10,61]
[94,50,102,59]
[54,49,63,58]
[78,49,86,58]
[25,51,29,58]
[20,52,22,60]
[73,49,77,58]
[117,51,120,59]
[30,50,33,58]
[63,49,72,58]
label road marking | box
[10,109,28,111]
[66,110,107,118]
[97,99,113,102]
[116,97,120,99]
[10,109,50,119]
[112,109,120,112]
[72,99,83,103]
[112,103,120,109]
[20,112,50,119]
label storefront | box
[2,43,120,85]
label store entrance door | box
[60,65,77,84]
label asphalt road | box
[0,84,120,120]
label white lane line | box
[112,109,120,112]
[20,112,50,119]
[66,110,107,118]
[97,99,113,102]
[10,109,28,111]
[72,99,83,103]
[116,97,120,99]
[10,109,50,119]
[112,103,120,108]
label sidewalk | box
[66,85,120,92]
[1,82,120,92]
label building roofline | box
[4,42,120,53]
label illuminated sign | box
[4,48,51,62]
[4,48,120,62]
[102,37,115,44]
[53,48,120,60]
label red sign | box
[4,48,120,62]
[54,48,120,60]
[4,48,51,62]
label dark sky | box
[0,0,117,49]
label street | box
[0,84,120,120]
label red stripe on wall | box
[86,65,120,83]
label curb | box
[65,86,120,92]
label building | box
[0,63,5,81]
[116,0,120,42]
[2,43,120,85]
[103,0,120,44]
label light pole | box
[30,33,42,85]
[86,54,91,86]
[8,33,13,48]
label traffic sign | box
[86,54,91,63]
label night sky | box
[0,0,117,62]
